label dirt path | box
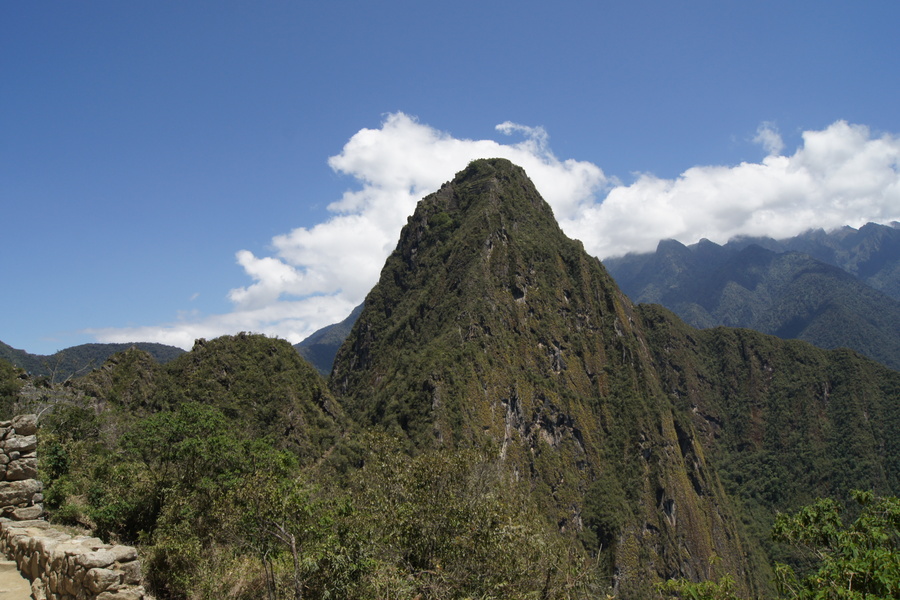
[0,560,30,600]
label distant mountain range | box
[0,340,185,382]
[0,302,357,383]
[603,222,900,372]
[0,313,356,383]
[294,303,363,375]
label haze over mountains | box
[2,160,899,597]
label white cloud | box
[753,121,784,156]
[495,121,550,155]
[569,120,900,258]
[89,113,607,349]
[87,294,358,352]
[90,115,900,350]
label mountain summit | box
[331,159,900,596]
[331,159,760,595]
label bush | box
[772,490,900,599]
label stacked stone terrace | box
[0,415,148,600]
[0,415,42,521]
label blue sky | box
[3,1,899,355]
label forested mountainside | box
[0,340,184,382]
[331,159,900,597]
[5,159,899,599]
[294,223,900,377]
[604,230,900,372]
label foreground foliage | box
[43,413,602,598]
[657,571,741,600]
[655,492,900,600]
[31,337,604,599]
[772,490,900,599]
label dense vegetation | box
[639,303,900,576]
[659,490,900,600]
[8,160,900,599]
[26,336,599,599]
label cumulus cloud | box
[90,113,607,348]
[217,113,608,332]
[90,115,900,349]
[567,120,900,258]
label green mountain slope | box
[300,223,900,376]
[34,335,353,597]
[162,334,346,458]
[44,334,348,462]
[331,159,763,596]
[604,239,900,371]
[640,303,900,564]
[330,159,900,597]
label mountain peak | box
[406,158,563,249]
[448,157,538,195]
[332,156,631,422]
[330,160,761,594]
[331,158,608,415]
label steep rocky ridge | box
[331,159,763,596]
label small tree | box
[772,490,900,599]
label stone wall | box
[0,414,42,521]
[0,415,148,600]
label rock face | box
[330,159,761,596]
